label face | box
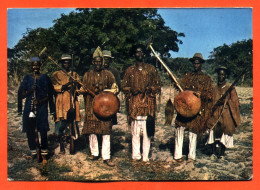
[218,69,227,83]
[192,59,202,72]
[103,57,111,68]
[134,47,144,61]
[31,61,41,73]
[93,56,103,71]
[62,59,71,71]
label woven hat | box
[102,50,114,58]
[189,53,205,63]
[93,46,103,58]
[60,54,72,60]
[30,57,40,63]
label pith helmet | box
[60,54,72,61]
[189,53,205,63]
[102,50,114,58]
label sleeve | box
[150,66,161,95]
[201,75,213,101]
[18,75,28,113]
[121,68,131,93]
[78,72,88,95]
[104,72,119,94]
[51,72,63,93]
[228,87,241,126]
[47,75,56,114]
[181,73,191,91]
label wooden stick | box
[47,56,96,97]
[149,44,183,92]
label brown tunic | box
[51,70,81,122]
[121,63,161,120]
[207,83,241,136]
[175,71,213,134]
[82,69,116,135]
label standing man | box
[18,57,55,158]
[102,50,121,125]
[121,44,161,163]
[174,53,213,163]
[81,47,118,167]
[51,54,81,154]
[206,66,241,159]
[102,50,121,90]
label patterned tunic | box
[207,82,241,137]
[121,63,161,120]
[51,70,81,122]
[82,69,116,135]
[175,71,213,134]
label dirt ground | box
[7,86,253,181]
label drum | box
[174,90,201,118]
[93,92,120,118]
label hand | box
[51,112,56,121]
[33,98,38,105]
[193,91,201,98]
[62,82,71,91]
[131,88,140,95]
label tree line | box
[7,8,252,87]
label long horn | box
[39,47,47,57]
[148,43,183,92]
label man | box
[174,53,213,163]
[121,44,161,163]
[18,57,55,158]
[51,54,81,154]
[80,47,118,167]
[206,66,241,159]
[102,50,121,90]
[102,50,121,125]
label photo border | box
[1,0,259,189]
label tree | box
[209,39,253,86]
[8,8,185,82]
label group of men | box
[17,44,241,167]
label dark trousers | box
[26,118,48,150]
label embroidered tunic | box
[81,69,117,135]
[122,63,161,120]
[175,71,213,134]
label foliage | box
[208,39,253,86]
[8,8,185,83]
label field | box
[7,86,253,181]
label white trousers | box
[131,117,151,161]
[89,134,111,160]
[206,129,234,148]
[174,126,197,160]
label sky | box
[7,8,252,59]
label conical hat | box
[93,46,103,58]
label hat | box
[30,57,40,63]
[60,54,72,60]
[93,46,103,58]
[215,66,230,76]
[102,50,114,58]
[189,53,205,63]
